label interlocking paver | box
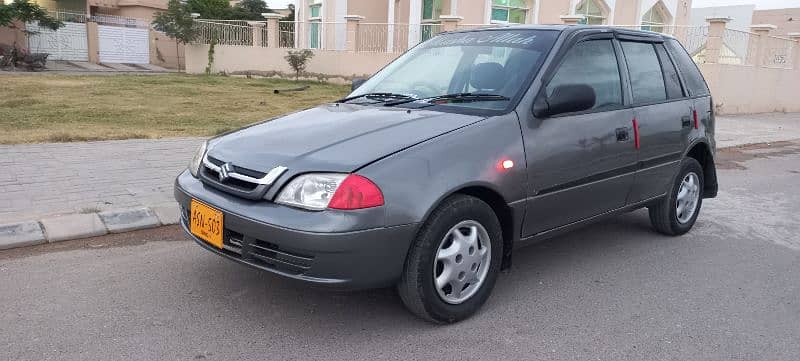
[0,137,202,223]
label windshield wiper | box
[336,92,415,103]
[383,93,510,106]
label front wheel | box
[648,158,704,235]
[397,194,503,323]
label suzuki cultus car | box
[175,25,718,323]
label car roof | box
[448,24,676,41]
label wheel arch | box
[684,140,718,198]
[418,182,518,271]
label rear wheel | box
[397,194,503,323]
[648,158,704,235]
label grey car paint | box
[174,25,718,290]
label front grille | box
[199,156,273,198]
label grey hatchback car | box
[175,25,718,323]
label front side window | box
[575,0,606,25]
[546,40,622,111]
[491,0,529,24]
[620,41,667,104]
[349,30,559,112]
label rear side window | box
[664,39,709,96]
[655,44,684,99]
[546,39,623,111]
[620,41,666,104]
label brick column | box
[344,15,364,52]
[248,21,266,47]
[86,21,100,64]
[263,13,283,48]
[559,15,585,25]
[750,24,777,66]
[788,33,800,69]
[704,16,731,64]
[439,15,463,32]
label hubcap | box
[676,172,700,224]
[433,220,491,304]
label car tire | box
[397,194,503,323]
[648,158,704,236]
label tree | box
[152,0,197,71]
[282,4,295,21]
[284,49,313,80]
[234,0,273,20]
[186,0,230,20]
[0,0,62,31]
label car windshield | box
[347,29,559,111]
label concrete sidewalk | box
[1,113,799,249]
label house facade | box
[294,0,692,49]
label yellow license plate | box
[189,199,224,249]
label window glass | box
[575,0,605,25]
[491,0,528,24]
[641,6,666,33]
[655,43,683,99]
[491,8,509,22]
[350,29,559,111]
[309,4,321,17]
[664,39,709,96]
[546,40,622,111]
[309,22,320,49]
[422,0,442,20]
[621,41,667,104]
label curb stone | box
[0,205,178,251]
[0,221,46,250]
[40,213,107,242]
[98,207,162,233]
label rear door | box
[521,33,637,236]
[618,37,691,202]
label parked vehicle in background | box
[174,25,718,323]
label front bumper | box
[174,170,418,290]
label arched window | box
[641,5,667,33]
[575,0,606,25]
[491,0,530,24]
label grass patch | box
[0,73,350,144]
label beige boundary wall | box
[701,64,800,114]
[186,45,400,83]
[185,16,800,115]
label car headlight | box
[189,141,208,177]
[275,173,384,211]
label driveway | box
[1,141,798,361]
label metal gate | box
[26,22,89,61]
[98,25,149,64]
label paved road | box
[1,142,799,361]
[3,113,800,224]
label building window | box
[422,0,442,21]
[309,2,322,49]
[490,0,528,24]
[575,0,605,25]
[309,3,321,18]
[641,5,666,33]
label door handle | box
[681,115,692,128]
[615,127,629,142]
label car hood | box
[206,103,485,173]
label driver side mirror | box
[533,84,596,118]
[351,77,367,91]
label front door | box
[521,37,637,236]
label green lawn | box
[0,73,350,144]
